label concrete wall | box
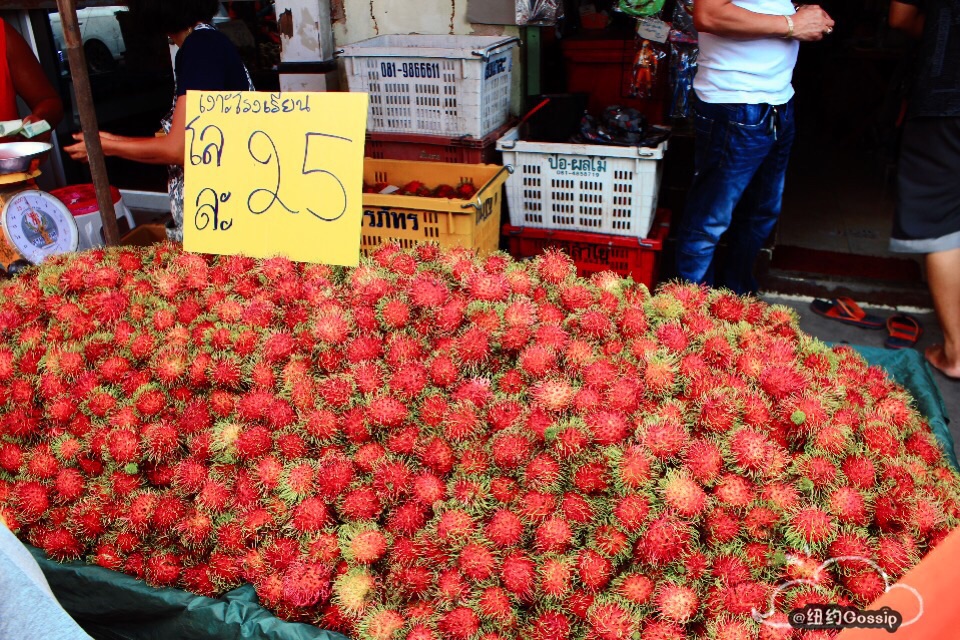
[332,0,517,42]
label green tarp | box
[26,345,956,640]
[28,546,348,640]
[852,345,958,470]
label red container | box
[50,184,123,216]
[561,37,667,124]
[503,209,671,288]
[365,121,514,164]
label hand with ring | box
[791,4,836,41]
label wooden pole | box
[55,0,120,246]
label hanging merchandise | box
[669,43,698,118]
[629,39,667,99]
[668,0,699,119]
[670,0,697,37]
[617,0,667,17]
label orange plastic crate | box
[362,159,511,257]
[503,208,671,288]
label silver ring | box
[825,26,833,34]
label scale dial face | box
[1,189,79,264]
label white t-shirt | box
[694,0,800,105]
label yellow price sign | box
[183,91,369,266]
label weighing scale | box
[0,142,79,271]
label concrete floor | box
[778,152,902,258]
[762,293,959,461]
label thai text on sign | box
[183,91,369,266]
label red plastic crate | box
[503,209,671,288]
[365,121,514,164]
[561,37,667,124]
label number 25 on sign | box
[183,91,369,267]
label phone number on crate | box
[380,62,441,79]
[555,171,603,178]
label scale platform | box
[0,169,40,186]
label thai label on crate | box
[560,241,616,265]
[362,202,493,229]
[547,155,609,178]
[476,196,496,225]
[484,54,512,80]
[363,208,421,231]
[378,61,443,79]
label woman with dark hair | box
[65,0,254,242]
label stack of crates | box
[496,126,670,288]
[339,34,518,256]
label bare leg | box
[925,248,960,379]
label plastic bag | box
[575,106,671,147]
[617,0,668,18]
[517,0,563,25]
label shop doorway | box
[549,0,930,302]
[767,0,931,304]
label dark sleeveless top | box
[899,0,960,118]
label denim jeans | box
[675,96,796,295]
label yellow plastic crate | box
[361,159,511,257]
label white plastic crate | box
[339,35,517,138]
[496,127,668,238]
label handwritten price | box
[186,116,351,232]
[194,189,232,232]
[183,90,368,266]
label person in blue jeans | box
[676,0,835,295]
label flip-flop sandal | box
[885,313,922,349]
[810,297,885,329]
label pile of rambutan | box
[0,241,958,640]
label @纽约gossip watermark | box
[788,604,902,632]
[753,555,924,633]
